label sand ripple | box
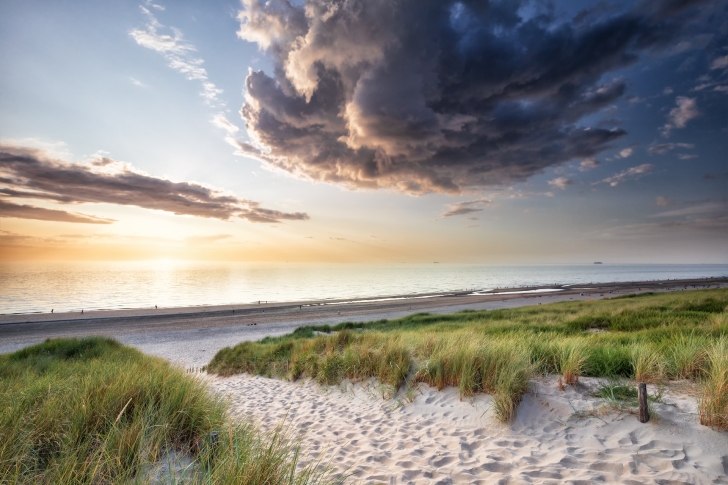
[206,375,728,484]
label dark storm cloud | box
[235,0,709,194]
[0,143,309,223]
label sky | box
[0,0,726,264]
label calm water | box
[1,262,726,314]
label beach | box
[2,277,726,484]
[1,277,725,367]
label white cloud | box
[656,196,672,207]
[130,7,222,105]
[601,164,652,186]
[618,148,633,158]
[661,97,698,137]
[548,177,573,189]
[129,77,144,87]
[579,159,599,171]
[144,0,165,10]
[211,113,240,134]
[710,55,728,70]
[693,82,716,91]
[0,137,73,161]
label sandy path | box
[208,374,728,484]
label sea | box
[1,262,726,314]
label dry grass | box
[559,341,588,385]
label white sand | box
[206,374,728,484]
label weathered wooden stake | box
[638,382,649,423]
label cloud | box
[656,196,672,207]
[144,0,165,11]
[211,113,240,134]
[0,143,309,223]
[548,177,573,190]
[442,198,491,217]
[186,234,234,244]
[618,148,633,158]
[647,142,695,154]
[693,81,717,91]
[0,199,115,224]
[661,96,699,136]
[601,163,652,186]
[652,202,724,218]
[710,55,728,70]
[233,0,703,195]
[130,6,222,104]
[579,159,600,171]
[590,214,728,241]
[678,153,698,160]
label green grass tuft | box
[0,337,336,484]
[208,289,728,425]
[699,336,728,430]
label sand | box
[2,277,727,483]
[207,374,728,484]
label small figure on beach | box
[81,309,83,314]
[155,305,157,309]
[51,309,53,313]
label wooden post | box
[638,382,649,423]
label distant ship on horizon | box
[594,262,603,264]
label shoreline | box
[1,276,726,366]
[1,275,725,323]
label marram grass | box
[699,336,728,430]
[209,289,728,425]
[0,337,337,484]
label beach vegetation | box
[208,289,728,424]
[0,337,337,484]
[699,336,728,430]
